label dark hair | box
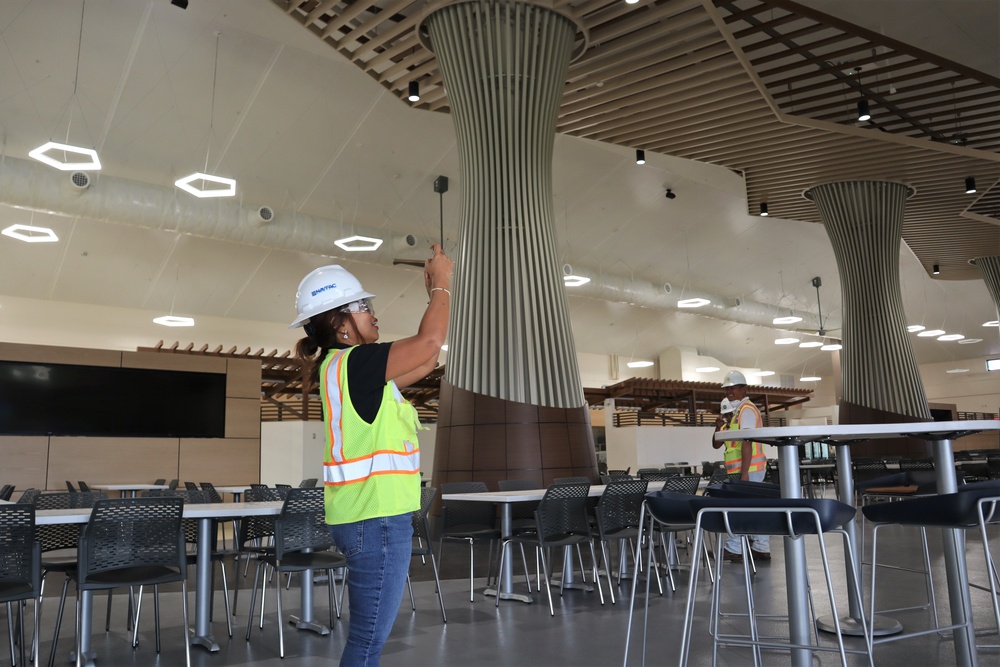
[294,308,357,385]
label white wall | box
[606,424,721,472]
[920,355,1000,414]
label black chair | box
[297,478,318,488]
[496,482,604,616]
[184,481,199,491]
[405,486,446,622]
[899,458,934,471]
[31,491,107,667]
[245,488,346,658]
[0,485,14,501]
[593,479,648,603]
[497,479,540,535]
[608,469,631,477]
[64,482,76,493]
[16,490,40,505]
[438,481,501,602]
[661,474,701,495]
[75,482,91,493]
[862,481,1000,652]
[231,486,280,616]
[152,479,166,486]
[0,504,41,667]
[167,479,179,490]
[71,497,191,667]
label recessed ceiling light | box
[958,338,982,345]
[749,370,775,377]
[937,334,964,341]
[153,315,195,327]
[626,360,654,368]
[907,325,925,333]
[821,343,842,351]
[175,172,237,198]
[945,368,969,374]
[677,297,710,308]
[917,329,946,337]
[799,341,823,348]
[334,235,383,252]
[695,366,720,373]
[28,141,101,171]
[984,320,1000,327]
[800,376,822,382]
[772,316,802,325]
[774,337,799,345]
[563,275,591,287]
[2,224,59,243]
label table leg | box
[77,590,97,667]
[484,503,532,603]
[932,438,976,667]
[777,448,812,667]
[554,546,593,591]
[816,444,902,637]
[289,557,329,634]
[191,517,220,651]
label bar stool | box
[861,480,1000,651]
[680,496,871,666]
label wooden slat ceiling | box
[272,0,1000,280]
[584,377,812,413]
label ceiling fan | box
[793,277,842,342]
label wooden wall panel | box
[225,398,261,438]
[0,436,49,491]
[48,437,179,490]
[122,351,226,373]
[179,438,260,486]
[0,343,121,366]
[226,359,262,399]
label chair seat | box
[706,479,782,498]
[445,524,499,539]
[41,553,79,571]
[76,565,184,588]
[858,471,938,495]
[0,581,35,601]
[689,497,856,535]
[644,491,698,525]
[264,549,347,572]
[862,486,1000,527]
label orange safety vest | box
[722,401,766,475]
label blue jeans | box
[328,513,413,667]
[724,468,770,554]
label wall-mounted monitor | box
[0,360,227,438]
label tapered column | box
[806,182,930,453]
[973,256,1000,317]
[422,2,596,487]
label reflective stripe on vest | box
[722,402,766,474]
[323,446,420,486]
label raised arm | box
[386,244,453,387]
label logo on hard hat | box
[311,283,337,297]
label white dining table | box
[442,484,606,603]
[37,500,290,666]
[212,485,254,502]
[89,483,169,498]
[716,419,1000,667]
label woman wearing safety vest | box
[711,370,770,563]
[292,244,452,666]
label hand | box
[424,244,453,296]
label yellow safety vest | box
[723,401,766,475]
[319,347,421,525]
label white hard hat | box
[720,398,736,414]
[721,370,748,388]
[290,265,375,328]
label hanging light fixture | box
[854,67,871,121]
[30,1,101,171]
[965,177,977,194]
[175,31,236,198]
[635,149,645,165]
[408,80,420,102]
[759,202,769,216]
[932,264,941,275]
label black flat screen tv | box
[0,360,227,438]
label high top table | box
[37,500,286,666]
[715,420,1000,667]
[90,483,169,498]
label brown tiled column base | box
[840,400,932,459]
[432,381,597,490]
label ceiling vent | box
[250,206,274,225]
[68,171,91,192]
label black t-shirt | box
[345,342,392,424]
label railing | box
[958,411,998,421]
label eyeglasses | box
[341,298,374,315]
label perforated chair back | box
[184,481,199,491]
[65,481,77,493]
[16,489,40,505]
[899,459,935,471]
[79,497,185,579]
[274,488,333,559]
[660,474,701,495]
[237,487,280,547]
[0,484,13,501]
[439,481,497,532]
[638,470,674,482]
[852,460,889,486]
[0,504,39,593]
[297,478,318,488]
[595,479,649,540]
[34,492,108,554]
[199,482,224,503]
[536,482,592,544]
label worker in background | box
[711,370,769,562]
[291,244,452,666]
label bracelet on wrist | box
[431,287,451,297]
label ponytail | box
[293,309,352,385]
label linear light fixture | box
[563,275,591,287]
[821,343,842,351]
[695,366,720,373]
[153,315,195,327]
[799,341,823,348]
[774,337,799,345]
[937,333,964,341]
[175,172,237,198]
[917,329,946,337]
[1,224,59,243]
[626,360,654,368]
[334,235,383,252]
[677,297,710,308]
[958,338,982,344]
[749,370,775,377]
[29,141,101,171]
[773,315,802,325]
[983,320,1000,327]
[987,359,1000,372]
[945,368,969,374]
[800,376,822,382]
[907,324,925,332]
